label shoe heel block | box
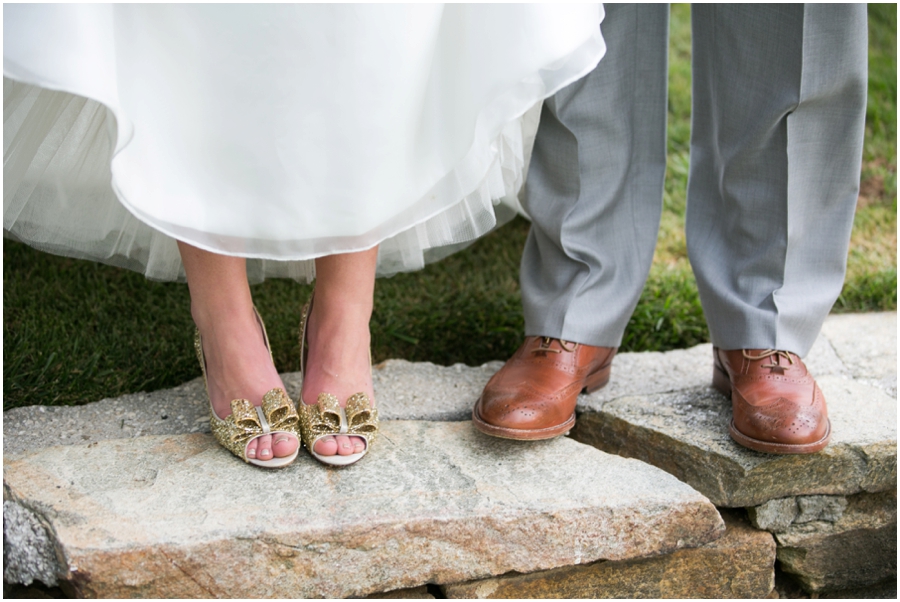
[583,363,612,394]
[712,363,732,396]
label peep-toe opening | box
[246,429,301,467]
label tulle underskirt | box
[4,4,606,282]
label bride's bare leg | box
[302,247,378,457]
[178,242,299,461]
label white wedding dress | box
[4,4,605,282]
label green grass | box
[839,3,898,314]
[3,5,895,410]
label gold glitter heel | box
[195,307,300,468]
[297,292,379,467]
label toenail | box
[274,437,289,446]
[247,449,256,457]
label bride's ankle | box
[310,290,372,321]
[190,299,257,336]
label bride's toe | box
[314,435,338,456]
[336,434,355,456]
[256,434,273,460]
[273,433,299,458]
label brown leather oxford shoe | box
[713,347,831,454]
[473,337,616,440]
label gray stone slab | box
[804,332,854,380]
[577,345,713,413]
[1,360,503,459]
[371,359,503,421]
[819,312,897,381]
[3,381,211,458]
[3,421,724,598]
[571,376,897,507]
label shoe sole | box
[472,406,576,441]
[713,363,831,454]
[308,448,367,466]
[471,363,611,441]
[247,446,300,468]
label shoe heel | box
[712,364,732,396]
[583,363,612,394]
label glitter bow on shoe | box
[298,392,379,466]
[210,388,301,463]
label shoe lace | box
[743,349,795,370]
[531,337,577,354]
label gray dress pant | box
[520,3,867,357]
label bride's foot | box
[196,306,299,461]
[301,294,375,457]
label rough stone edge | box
[571,405,894,508]
[776,521,898,593]
[3,433,726,598]
[2,499,64,588]
[38,500,723,598]
[438,510,774,599]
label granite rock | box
[801,332,855,380]
[576,345,712,413]
[2,383,212,459]
[571,375,897,507]
[749,496,849,532]
[774,490,897,593]
[750,497,801,533]
[440,510,774,599]
[796,496,850,524]
[3,421,723,598]
[778,522,897,593]
[370,359,502,421]
[819,312,897,381]
[2,502,61,587]
[4,312,894,596]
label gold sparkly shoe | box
[195,307,300,468]
[297,292,379,467]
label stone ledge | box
[3,312,894,597]
[570,375,896,507]
[440,510,775,599]
[749,490,896,535]
[753,490,898,593]
[778,522,897,594]
[3,421,723,598]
